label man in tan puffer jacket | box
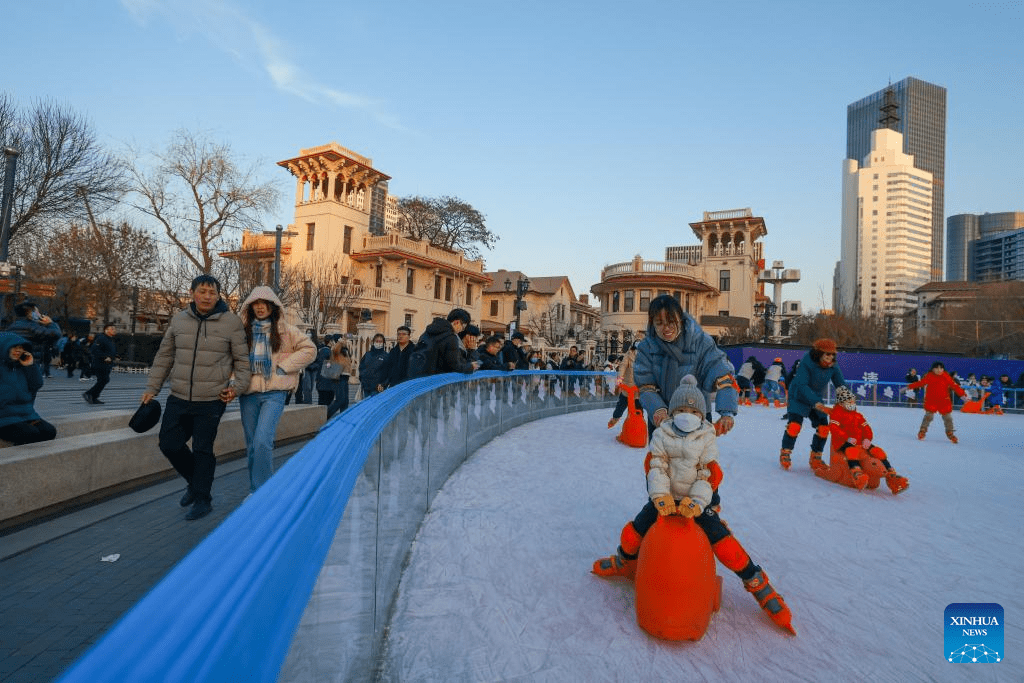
[142,274,251,520]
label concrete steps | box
[0,405,326,532]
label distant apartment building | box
[223,142,490,338]
[847,77,947,280]
[912,279,1024,342]
[479,270,598,346]
[946,212,1024,282]
[839,112,934,317]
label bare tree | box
[787,311,891,349]
[25,220,157,324]
[128,129,279,274]
[395,195,497,260]
[282,255,363,337]
[0,95,125,245]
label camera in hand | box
[20,352,31,362]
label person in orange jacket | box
[829,386,909,494]
[906,361,966,443]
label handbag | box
[321,360,343,381]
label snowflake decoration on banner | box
[856,384,868,398]
[883,386,894,400]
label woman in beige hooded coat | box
[238,286,316,493]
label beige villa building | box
[224,142,491,340]
[223,142,600,359]
[591,208,769,353]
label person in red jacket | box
[829,387,909,494]
[906,361,966,443]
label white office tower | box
[839,126,933,317]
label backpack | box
[406,335,440,379]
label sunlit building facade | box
[847,77,946,280]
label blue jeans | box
[239,391,287,492]
[762,379,782,401]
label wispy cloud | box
[119,0,405,130]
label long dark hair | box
[244,300,282,352]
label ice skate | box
[607,417,619,429]
[946,431,958,444]
[917,430,926,440]
[849,465,869,490]
[779,448,792,470]
[743,570,796,635]
[592,550,636,579]
[885,472,909,495]
[808,451,826,473]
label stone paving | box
[0,372,315,683]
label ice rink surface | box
[382,404,1023,682]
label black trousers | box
[158,395,226,503]
[0,419,57,445]
[86,364,111,400]
[632,492,729,545]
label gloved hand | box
[708,461,724,490]
[861,438,872,450]
[677,497,702,518]
[847,437,857,445]
[652,495,676,516]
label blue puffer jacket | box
[633,314,737,419]
[0,332,44,428]
[787,351,847,417]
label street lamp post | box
[0,147,20,322]
[261,224,298,295]
[0,147,19,264]
[504,275,530,334]
[761,301,777,343]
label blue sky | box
[3,0,1022,310]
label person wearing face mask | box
[779,338,847,472]
[359,333,390,398]
[594,375,795,635]
[826,386,908,494]
[595,296,737,561]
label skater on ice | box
[825,386,909,494]
[779,338,847,472]
[906,361,965,443]
[592,375,795,634]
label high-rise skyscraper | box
[839,125,933,317]
[847,77,947,280]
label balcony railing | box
[601,259,702,281]
[359,234,486,274]
[335,283,390,304]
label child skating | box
[827,386,909,494]
[906,361,966,443]
[592,375,795,635]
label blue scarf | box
[250,320,273,379]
